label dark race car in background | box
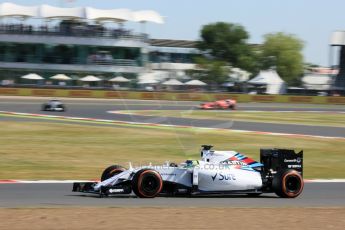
[42,99,66,112]
[199,99,237,110]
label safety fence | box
[1,87,345,104]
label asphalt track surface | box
[1,97,345,137]
[0,182,344,207]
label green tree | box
[260,32,304,85]
[197,22,256,71]
[187,57,229,85]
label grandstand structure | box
[0,2,197,85]
[149,39,198,73]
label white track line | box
[109,109,345,114]
[239,110,345,114]
[1,111,345,140]
[0,180,95,184]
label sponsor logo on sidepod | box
[220,160,247,166]
[284,157,302,163]
[211,173,236,181]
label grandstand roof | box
[85,7,133,22]
[40,4,85,19]
[0,2,164,24]
[0,2,39,18]
[133,10,164,24]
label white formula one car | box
[73,145,304,198]
[41,99,66,112]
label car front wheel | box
[101,165,126,181]
[132,169,163,198]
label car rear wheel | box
[229,105,236,110]
[101,165,126,181]
[272,169,304,198]
[42,105,49,111]
[132,169,163,198]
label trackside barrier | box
[0,87,345,104]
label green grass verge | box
[0,121,344,179]
[122,110,345,127]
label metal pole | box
[329,45,333,69]
[329,45,335,94]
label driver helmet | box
[185,160,199,167]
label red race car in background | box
[199,99,237,110]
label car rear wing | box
[260,149,303,176]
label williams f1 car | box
[199,99,237,110]
[41,99,66,112]
[73,145,304,198]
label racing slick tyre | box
[59,105,66,112]
[132,169,163,198]
[101,165,126,182]
[272,169,304,198]
[41,104,49,111]
[229,105,236,110]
